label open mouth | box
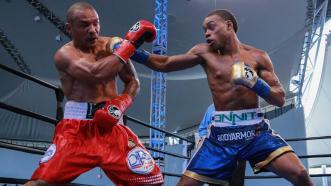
[88,37,98,43]
[206,39,214,45]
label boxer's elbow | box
[132,78,141,97]
[272,88,285,107]
[274,96,285,107]
[123,77,140,98]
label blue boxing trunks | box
[184,108,293,185]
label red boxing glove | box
[93,94,132,130]
[114,20,156,63]
[125,20,157,47]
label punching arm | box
[131,45,205,72]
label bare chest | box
[77,48,110,62]
[203,52,259,81]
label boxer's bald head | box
[66,2,96,23]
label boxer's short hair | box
[207,9,238,33]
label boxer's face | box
[67,8,100,47]
[203,15,231,50]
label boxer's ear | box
[225,20,233,32]
[65,22,72,36]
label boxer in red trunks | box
[24,2,163,186]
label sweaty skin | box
[53,7,139,103]
[189,42,284,111]
[144,15,285,111]
[140,12,313,186]
[54,36,139,103]
[25,3,167,186]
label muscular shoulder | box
[242,44,270,65]
[101,36,123,44]
[54,42,77,71]
[188,43,211,55]
[99,36,115,44]
[55,42,75,59]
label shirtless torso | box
[194,43,269,110]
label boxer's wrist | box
[113,40,136,64]
[131,49,150,64]
[251,78,271,98]
[231,61,271,98]
[93,94,133,130]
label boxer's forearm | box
[144,53,201,72]
[122,76,140,98]
[144,54,169,72]
[91,55,125,81]
[119,60,140,98]
[264,86,285,107]
[55,54,124,84]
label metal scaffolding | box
[291,0,329,107]
[25,0,69,37]
[0,30,31,74]
[150,0,167,162]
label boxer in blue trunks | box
[198,104,246,186]
[198,104,215,138]
[130,9,313,186]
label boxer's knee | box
[176,175,202,186]
[290,167,312,186]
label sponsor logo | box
[127,147,154,174]
[217,130,255,142]
[107,105,121,119]
[129,22,140,32]
[40,144,56,163]
[244,65,254,80]
[213,112,259,125]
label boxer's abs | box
[208,73,259,111]
[65,80,118,103]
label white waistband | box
[63,101,123,123]
[63,101,91,120]
[211,108,263,127]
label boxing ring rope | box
[0,102,191,160]
[2,134,331,179]
[285,135,331,141]
[0,63,58,90]
[1,104,331,180]
[0,105,191,158]
[4,0,327,184]
[124,115,195,144]
[0,62,64,121]
[0,102,57,125]
[0,140,44,155]
[1,100,331,179]
[0,63,193,179]
[245,174,331,179]
[2,62,331,180]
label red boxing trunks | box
[31,101,164,185]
